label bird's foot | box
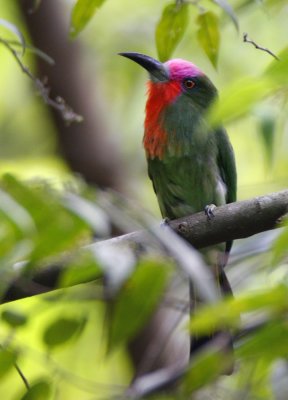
[160,217,170,227]
[205,204,216,220]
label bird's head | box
[119,52,217,158]
[119,52,217,110]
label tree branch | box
[2,190,288,304]
[0,38,83,125]
[20,0,126,188]
[101,189,288,250]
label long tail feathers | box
[189,264,234,375]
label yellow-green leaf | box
[272,222,288,264]
[0,349,17,379]
[197,11,220,68]
[264,46,288,85]
[155,2,189,62]
[238,321,288,360]
[59,251,101,287]
[190,285,288,335]
[181,346,233,393]
[208,77,275,126]
[70,0,106,38]
[107,259,170,352]
[43,317,86,349]
[20,379,52,400]
[2,309,28,328]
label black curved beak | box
[119,52,168,82]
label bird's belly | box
[150,156,226,220]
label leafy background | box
[0,0,287,399]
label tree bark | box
[93,189,288,250]
[2,189,288,304]
[19,0,125,189]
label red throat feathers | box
[144,80,181,159]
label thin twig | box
[14,362,30,390]
[0,343,30,390]
[6,39,55,65]
[0,37,83,124]
[243,32,279,60]
[0,334,125,396]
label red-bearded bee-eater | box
[119,52,237,368]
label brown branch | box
[2,189,288,304]
[20,0,126,189]
[243,33,279,60]
[102,189,288,250]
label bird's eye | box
[184,79,195,89]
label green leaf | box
[20,379,52,400]
[208,77,274,126]
[213,0,239,31]
[0,188,36,236]
[264,46,288,85]
[2,309,28,328]
[238,321,288,360]
[0,18,26,55]
[272,224,288,264]
[0,349,17,379]
[59,251,101,287]
[190,284,288,335]
[155,2,189,62]
[70,0,106,38]
[1,174,90,265]
[181,346,233,393]
[42,317,86,349]
[108,258,170,352]
[197,11,220,68]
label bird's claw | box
[161,217,170,227]
[205,204,216,220]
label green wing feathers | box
[215,128,237,205]
[215,128,237,255]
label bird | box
[119,52,237,367]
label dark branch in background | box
[127,316,280,398]
[19,0,126,189]
[0,38,82,125]
[243,33,279,60]
[27,0,42,14]
[2,189,288,304]
[127,333,232,398]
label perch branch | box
[101,189,288,250]
[2,189,288,304]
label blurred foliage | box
[197,10,220,68]
[70,0,107,38]
[107,258,171,353]
[155,2,189,62]
[0,174,285,398]
[0,0,287,399]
